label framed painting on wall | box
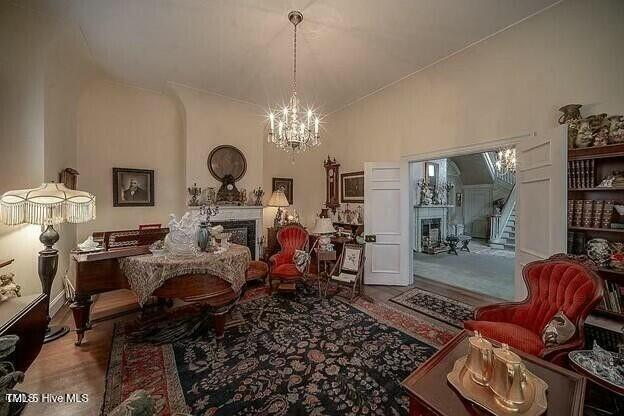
[113,168,155,207]
[341,171,364,203]
[272,177,293,204]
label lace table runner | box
[119,244,251,305]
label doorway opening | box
[409,150,516,300]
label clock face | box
[329,170,334,177]
[226,184,234,190]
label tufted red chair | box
[269,224,309,291]
[464,254,603,365]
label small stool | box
[458,235,472,252]
[446,235,459,255]
[245,260,269,285]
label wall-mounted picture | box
[341,171,364,203]
[272,177,293,204]
[456,192,463,207]
[113,168,154,207]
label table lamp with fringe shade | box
[268,189,289,228]
[0,183,96,342]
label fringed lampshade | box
[0,182,96,343]
[0,182,96,226]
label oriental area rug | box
[390,287,475,328]
[102,293,456,415]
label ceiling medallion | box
[266,11,321,157]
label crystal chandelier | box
[495,146,517,174]
[267,11,321,154]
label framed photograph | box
[456,192,463,207]
[272,177,293,204]
[113,168,154,207]
[341,171,364,203]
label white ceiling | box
[26,0,559,112]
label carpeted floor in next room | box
[20,284,462,416]
[413,238,515,300]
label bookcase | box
[567,141,624,324]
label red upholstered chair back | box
[510,258,603,334]
[276,225,309,258]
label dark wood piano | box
[68,228,240,346]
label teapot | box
[465,331,493,386]
[489,344,528,411]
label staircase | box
[500,208,516,250]
[488,183,517,250]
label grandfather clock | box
[324,156,340,213]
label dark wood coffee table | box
[402,330,586,416]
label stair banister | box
[495,183,517,242]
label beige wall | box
[76,80,185,241]
[327,0,624,173]
[170,83,328,233]
[0,4,95,300]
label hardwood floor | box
[19,280,496,415]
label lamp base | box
[43,325,70,343]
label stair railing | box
[491,183,517,244]
[483,152,516,185]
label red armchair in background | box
[464,254,603,365]
[269,224,309,292]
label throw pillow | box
[293,249,310,273]
[541,311,576,347]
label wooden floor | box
[20,279,494,416]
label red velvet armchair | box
[464,255,603,365]
[269,224,309,292]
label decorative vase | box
[608,115,624,144]
[575,118,594,148]
[586,238,612,267]
[197,221,210,251]
[559,104,582,149]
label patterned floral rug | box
[390,287,474,328]
[102,292,455,415]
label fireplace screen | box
[421,218,442,252]
[211,220,256,258]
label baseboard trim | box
[49,291,66,318]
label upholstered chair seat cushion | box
[464,320,544,356]
[271,263,302,278]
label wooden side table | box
[315,248,336,297]
[402,330,585,416]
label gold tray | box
[447,356,548,415]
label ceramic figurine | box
[608,115,624,144]
[164,212,201,256]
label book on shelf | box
[567,159,596,189]
[598,279,624,314]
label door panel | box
[515,128,567,300]
[463,185,492,238]
[364,162,408,285]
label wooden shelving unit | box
[567,136,624,326]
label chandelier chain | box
[292,23,297,94]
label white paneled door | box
[364,162,409,286]
[515,129,567,299]
[463,185,493,238]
